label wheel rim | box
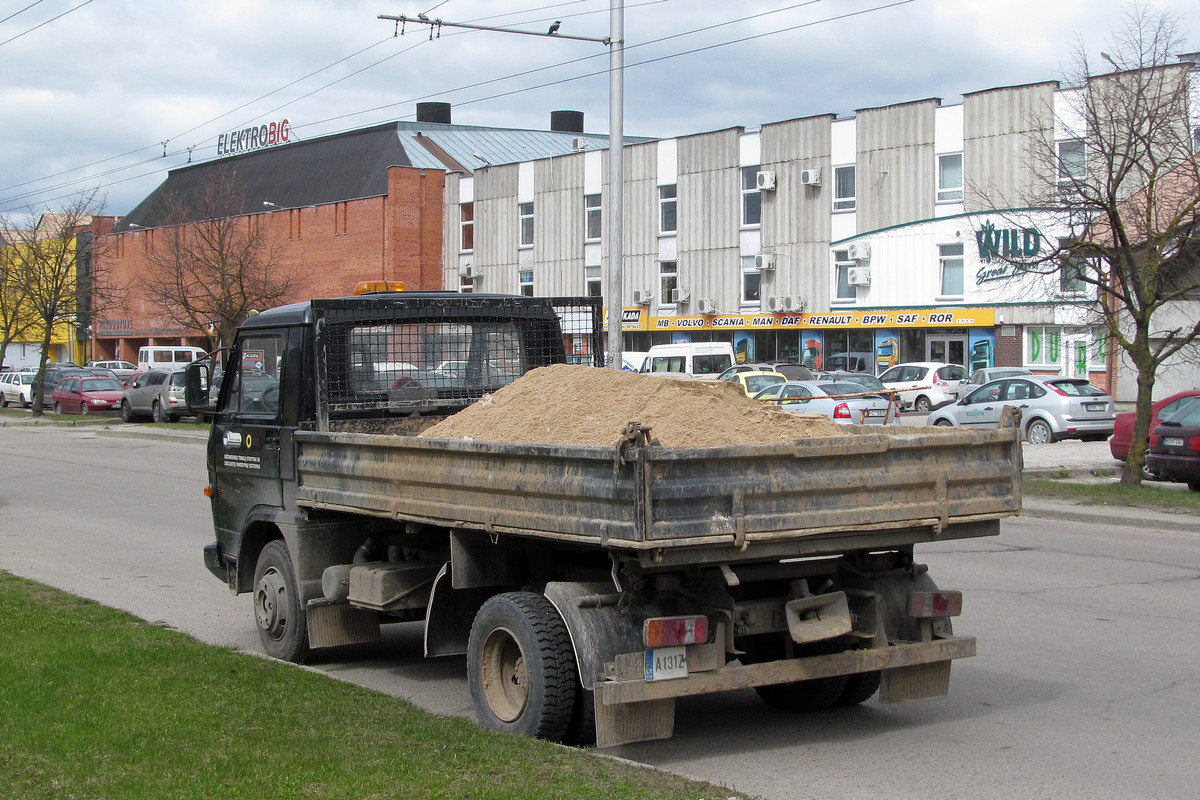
[152,402,162,422]
[915,397,931,414]
[254,566,290,643]
[1028,421,1051,444]
[479,626,528,723]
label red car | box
[51,376,125,415]
[1109,390,1200,461]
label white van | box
[639,342,736,377]
[137,346,207,373]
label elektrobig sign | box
[217,119,290,157]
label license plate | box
[644,646,688,682]
[1085,403,1106,412]
[864,409,885,417]
[1163,436,1185,447]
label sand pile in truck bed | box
[419,363,847,447]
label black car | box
[1146,396,1200,491]
[36,365,91,408]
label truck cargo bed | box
[295,422,1020,558]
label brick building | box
[93,106,621,362]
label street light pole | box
[605,0,624,370]
[378,7,625,368]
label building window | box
[1193,126,1200,153]
[659,184,677,234]
[519,269,534,297]
[833,250,855,300]
[741,256,762,305]
[659,260,678,306]
[741,166,761,227]
[1057,139,1085,184]
[937,153,963,202]
[459,203,474,252]
[1058,239,1089,295]
[833,165,856,211]
[939,243,964,297]
[585,194,602,242]
[459,275,474,294]
[518,202,534,248]
[1026,326,1062,367]
[585,266,602,298]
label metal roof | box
[114,120,654,231]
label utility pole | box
[379,4,625,369]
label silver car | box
[926,375,1115,444]
[754,380,899,426]
[955,366,1032,399]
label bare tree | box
[5,188,108,416]
[1003,4,1199,485]
[0,222,36,373]
[138,167,292,355]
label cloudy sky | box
[2,0,1198,220]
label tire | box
[53,401,62,414]
[151,400,165,423]
[755,675,849,713]
[835,670,882,706]
[252,540,310,663]
[562,681,597,746]
[121,400,136,423]
[79,402,89,416]
[933,419,953,427]
[1026,418,1055,445]
[467,592,576,741]
[1188,481,1200,493]
[1,395,8,408]
[914,395,932,414]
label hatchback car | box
[878,362,967,413]
[927,375,1116,444]
[51,376,125,415]
[729,370,787,397]
[1110,390,1200,461]
[718,362,815,382]
[1145,396,1200,490]
[955,367,1032,399]
[754,379,899,425]
[121,369,190,422]
[0,370,35,407]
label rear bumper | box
[1146,452,1200,482]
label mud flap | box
[595,697,675,749]
[879,659,952,702]
[306,598,380,649]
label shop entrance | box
[1063,333,1090,379]
[927,335,967,367]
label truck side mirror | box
[185,362,210,412]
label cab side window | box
[224,334,283,418]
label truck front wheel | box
[252,540,310,663]
[467,592,576,741]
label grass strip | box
[0,572,733,800]
[1024,477,1200,512]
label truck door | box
[210,331,286,538]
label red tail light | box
[833,402,852,420]
[1190,436,1200,452]
[934,375,947,386]
[644,615,709,647]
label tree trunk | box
[1121,330,1157,486]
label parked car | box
[1145,396,1200,490]
[718,362,814,382]
[926,375,1116,444]
[955,366,1032,399]
[0,371,36,407]
[35,365,92,408]
[87,360,138,381]
[729,370,787,397]
[812,371,902,415]
[51,376,125,415]
[878,362,967,413]
[754,379,900,426]
[1110,390,1200,461]
[121,369,190,422]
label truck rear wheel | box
[467,592,576,741]
[755,676,848,712]
[252,540,310,663]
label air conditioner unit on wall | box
[847,242,871,261]
[766,296,785,313]
[783,295,805,312]
[754,254,776,270]
[633,289,653,305]
[800,168,822,186]
[697,298,717,314]
[756,170,777,191]
[671,288,691,304]
[847,266,872,286]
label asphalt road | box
[2,423,1197,800]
